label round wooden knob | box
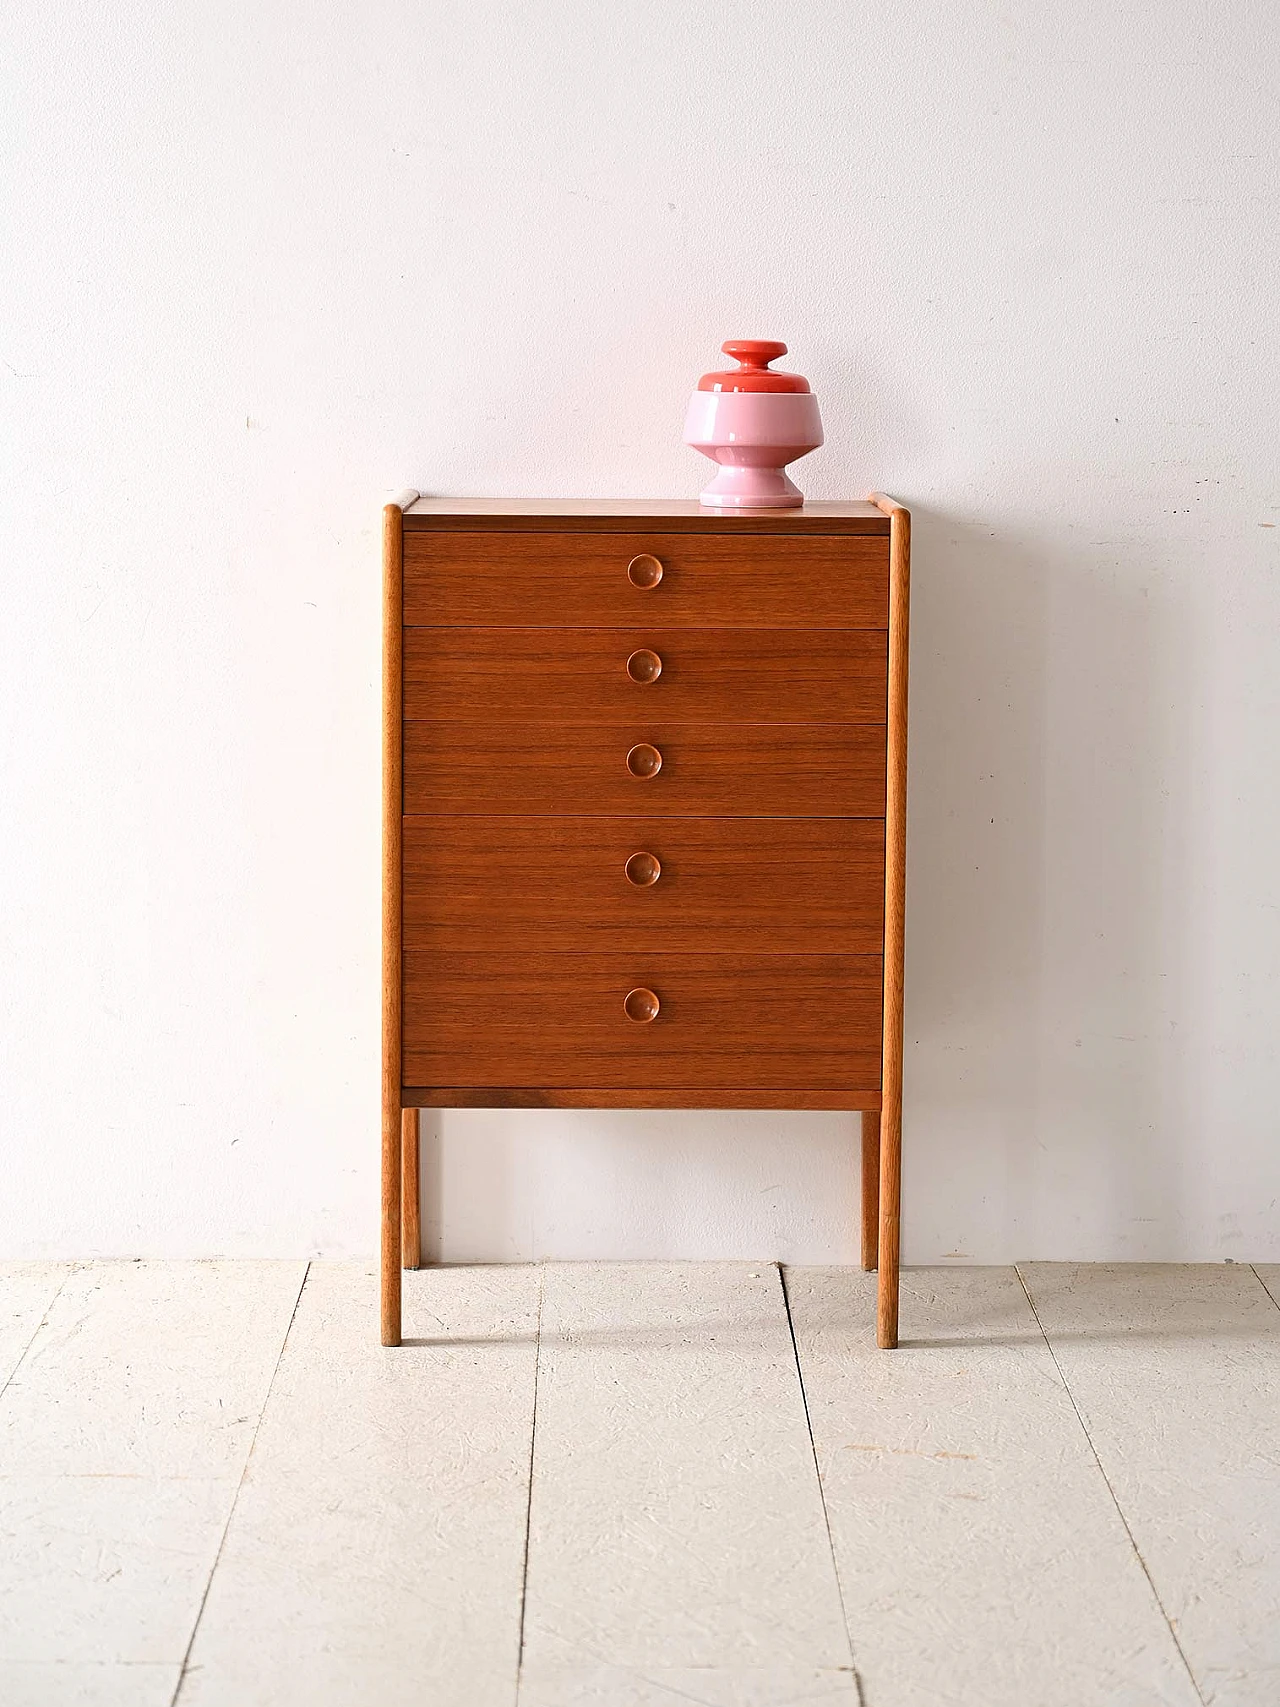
[624,987,660,1023]
[624,851,661,887]
[627,553,663,590]
[626,647,663,684]
[625,742,662,779]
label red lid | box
[697,339,810,394]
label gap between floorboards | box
[514,1265,546,1700]
[778,1264,865,1707]
[1013,1264,1207,1707]
[0,1262,78,1405]
[168,1261,312,1707]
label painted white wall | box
[3,1,1277,1263]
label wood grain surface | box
[403,722,887,817]
[402,815,885,954]
[383,495,910,1355]
[402,952,884,1091]
[403,531,889,627]
[402,627,888,724]
[402,497,889,532]
[400,1086,883,1110]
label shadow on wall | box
[905,504,1196,1260]
[413,500,1201,1265]
[419,1104,863,1265]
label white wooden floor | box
[2,1262,1278,1706]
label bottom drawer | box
[402,952,883,1092]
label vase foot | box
[698,466,804,509]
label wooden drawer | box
[403,531,888,628]
[402,722,887,817]
[403,816,885,953]
[402,951,884,1091]
[403,627,888,724]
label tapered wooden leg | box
[381,500,405,1346]
[860,1110,880,1270]
[401,1107,421,1270]
[381,1091,402,1346]
[870,491,909,1351]
[876,1101,902,1348]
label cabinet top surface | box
[398,497,891,534]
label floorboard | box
[3,1259,1277,1706]
[786,1265,1200,1707]
[0,1262,73,1389]
[0,1261,304,1676]
[517,1262,853,1706]
[0,1660,181,1707]
[518,1660,860,1704]
[177,1263,541,1707]
[1022,1261,1280,1707]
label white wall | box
[3,1,1278,1263]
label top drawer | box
[403,530,888,628]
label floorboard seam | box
[778,1264,865,1706]
[0,1262,77,1403]
[1014,1265,1207,1707]
[168,1260,311,1707]
[1250,1263,1280,1313]
[514,1263,546,1703]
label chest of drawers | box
[381,496,910,1347]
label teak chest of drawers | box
[381,495,910,1347]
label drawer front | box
[403,723,887,817]
[403,531,888,628]
[403,816,885,953]
[402,952,884,1091]
[403,628,887,724]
